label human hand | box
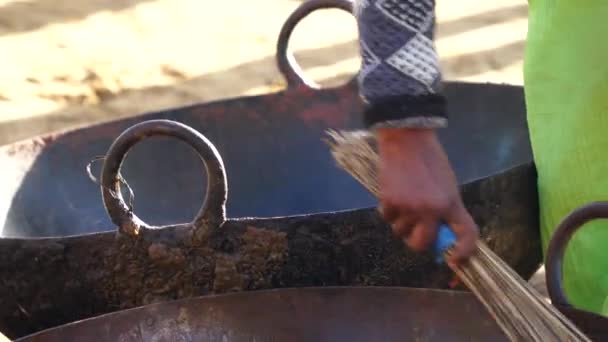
[376,127,478,266]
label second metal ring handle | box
[100,119,228,237]
[545,201,608,308]
[276,0,355,89]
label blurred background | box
[0,0,527,145]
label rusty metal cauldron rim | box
[29,285,472,319]
[13,286,500,342]
[14,284,608,341]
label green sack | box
[525,1,608,315]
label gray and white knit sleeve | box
[354,0,447,130]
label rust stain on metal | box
[186,226,288,295]
[213,254,243,293]
[147,243,186,267]
[237,226,288,289]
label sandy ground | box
[0,0,545,292]
[0,0,528,145]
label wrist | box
[377,128,437,151]
[378,127,435,140]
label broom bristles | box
[325,129,591,342]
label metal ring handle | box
[276,0,355,89]
[545,201,608,307]
[100,119,227,237]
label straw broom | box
[325,129,591,342]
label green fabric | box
[524,1,608,315]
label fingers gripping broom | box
[325,130,590,342]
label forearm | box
[355,0,447,130]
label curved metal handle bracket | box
[100,120,228,241]
[545,201,608,308]
[276,0,355,89]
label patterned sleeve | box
[354,0,447,130]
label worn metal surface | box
[15,287,608,342]
[0,120,540,339]
[15,289,608,342]
[0,80,533,238]
[15,287,509,341]
[11,289,608,342]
